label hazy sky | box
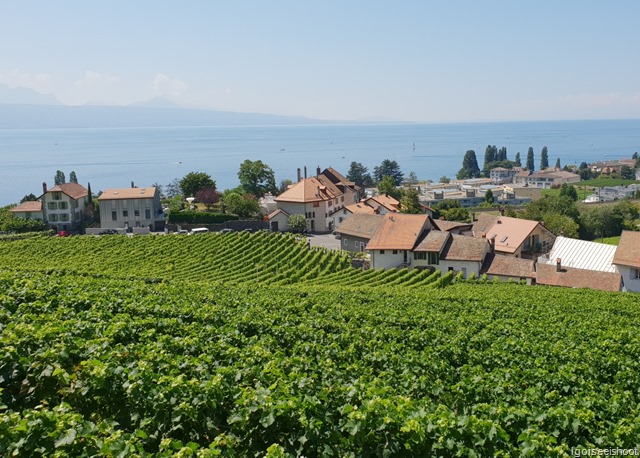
[1,1,639,122]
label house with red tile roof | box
[481,253,536,285]
[536,260,622,292]
[472,214,555,258]
[9,200,44,220]
[612,231,640,292]
[98,186,163,231]
[40,182,89,232]
[273,167,360,232]
[412,230,491,278]
[367,214,432,269]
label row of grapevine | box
[1,270,640,455]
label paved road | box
[307,233,342,251]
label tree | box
[555,158,561,170]
[526,147,535,171]
[347,162,374,188]
[238,159,277,198]
[457,150,481,179]
[442,207,470,222]
[620,165,635,180]
[179,172,216,198]
[151,182,164,197]
[20,193,37,203]
[406,171,419,185]
[195,187,221,211]
[514,152,522,167]
[377,176,402,200]
[165,178,182,199]
[288,214,308,233]
[633,152,639,160]
[497,147,507,162]
[69,171,78,184]
[540,146,549,170]
[279,179,293,194]
[54,170,66,186]
[483,145,497,170]
[399,188,422,214]
[559,183,578,201]
[373,159,403,185]
[439,176,451,184]
[222,192,260,218]
[484,189,495,205]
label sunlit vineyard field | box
[1,233,640,456]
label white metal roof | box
[538,236,618,273]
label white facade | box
[42,188,87,232]
[618,266,640,292]
[98,187,163,231]
[370,249,409,269]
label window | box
[427,252,439,265]
[134,209,140,217]
[60,214,69,222]
[341,196,344,202]
[123,210,128,218]
[392,250,398,254]
[414,252,427,260]
[631,269,640,280]
[112,211,117,221]
[59,201,68,210]
[47,202,57,210]
[145,209,151,219]
[380,250,385,254]
[49,214,58,222]
[53,192,61,200]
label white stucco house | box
[613,231,640,292]
[98,186,164,231]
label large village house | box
[472,214,555,258]
[30,182,89,233]
[366,214,433,269]
[97,186,164,233]
[270,167,360,232]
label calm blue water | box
[1,119,639,205]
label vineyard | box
[0,231,451,288]
[1,233,640,456]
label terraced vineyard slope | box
[0,232,447,288]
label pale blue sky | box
[1,1,639,122]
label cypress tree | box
[526,147,535,171]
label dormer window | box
[53,192,62,200]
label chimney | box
[489,235,496,254]
[297,168,301,182]
[556,258,562,272]
[317,166,321,176]
[42,182,48,194]
[304,166,307,178]
[131,181,135,188]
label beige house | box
[367,214,432,269]
[273,167,360,232]
[9,201,44,220]
[41,183,89,232]
[412,231,490,278]
[98,186,163,231]
[472,214,555,258]
[613,231,640,292]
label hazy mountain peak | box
[128,96,183,108]
[0,83,63,106]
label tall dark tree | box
[54,170,66,186]
[179,172,216,198]
[514,152,522,167]
[457,150,481,179]
[484,189,495,204]
[483,145,497,169]
[399,188,422,214]
[526,147,535,171]
[555,158,561,169]
[195,188,221,211]
[540,146,549,170]
[497,147,508,162]
[346,162,374,188]
[69,171,78,184]
[238,159,277,198]
[373,159,403,185]
[620,165,635,180]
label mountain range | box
[0,84,325,128]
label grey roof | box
[538,236,617,273]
